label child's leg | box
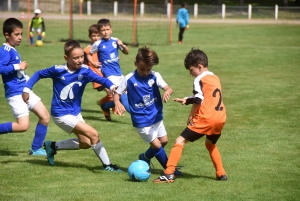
[30,101,50,151]
[30,31,34,45]
[205,136,226,178]
[164,143,184,174]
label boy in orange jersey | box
[83,24,114,116]
[154,48,227,183]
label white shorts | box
[7,91,41,118]
[52,113,85,134]
[107,75,124,86]
[31,28,42,34]
[135,120,167,144]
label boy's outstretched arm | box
[113,93,126,115]
[117,39,129,55]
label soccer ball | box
[128,160,151,182]
[36,40,43,47]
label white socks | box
[91,141,111,165]
[55,138,79,150]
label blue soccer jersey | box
[116,70,168,128]
[90,37,122,78]
[0,43,27,98]
[24,64,114,117]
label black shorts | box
[180,127,221,144]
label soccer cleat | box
[103,164,123,172]
[138,153,150,166]
[100,104,111,121]
[154,173,175,183]
[28,148,47,156]
[216,174,228,181]
[43,141,56,166]
[174,168,183,177]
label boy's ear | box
[134,60,137,66]
[4,32,9,39]
[64,55,68,61]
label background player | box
[29,9,46,46]
[83,24,114,114]
[87,18,130,121]
[176,2,189,44]
[155,48,227,183]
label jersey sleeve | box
[25,65,56,90]
[90,41,100,54]
[154,72,167,89]
[193,75,204,100]
[0,49,18,74]
[115,76,127,95]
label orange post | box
[79,0,83,18]
[169,0,173,45]
[69,0,73,39]
[27,0,30,43]
[132,0,137,46]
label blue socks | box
[31,123,48,150]
[37,35,42,40]
[0,122,13,134]
[145,146,168,169]
[101,94,130,113]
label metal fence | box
[1,1,300,20]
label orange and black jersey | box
[186,71,226,135]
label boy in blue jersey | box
[176,2,189,44]
[113,47,182,175]
[0,18,49,156]
[22,39,122,172]
[87,18,130,121]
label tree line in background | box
[83,0,299,7]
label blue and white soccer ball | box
[128,160,151,182]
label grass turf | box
[0,19,299,200]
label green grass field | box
[0,18,300,201]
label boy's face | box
[34,13,40,18]
[188,65,202,77]
[89,32,100,43]
[99,25,112,39]
[135,61,153,78]
[64,48,84,71]
[5,27,23,47]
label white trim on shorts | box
[7,91,41,118]
[52,113,85,134]
[135,120,167,144]
[107,75,124,86]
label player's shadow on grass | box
[20,159,128,173]
[0,149,19,156]
[150,168,216,181]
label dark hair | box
[3,18,23,36]
[136,46,159,66]
[88,24,99,36]
[97,18,111,30]
[184,48,208,69]
[64,40,82,56]
[181,2,187,7]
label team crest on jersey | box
[16,56,19,60]
[143,94,151,104]
[112,41,117,48]
[134,83,138,87]
[148,79,154,87]
[78,74,83,81]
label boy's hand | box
[162,91,171,103]
[92,61,102,68]
[19,61,28,70]
[22,92,29,104]
[114,101,126,116]
[187,115,193,126]
[173,98,186,105]
[42,32,46,37]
